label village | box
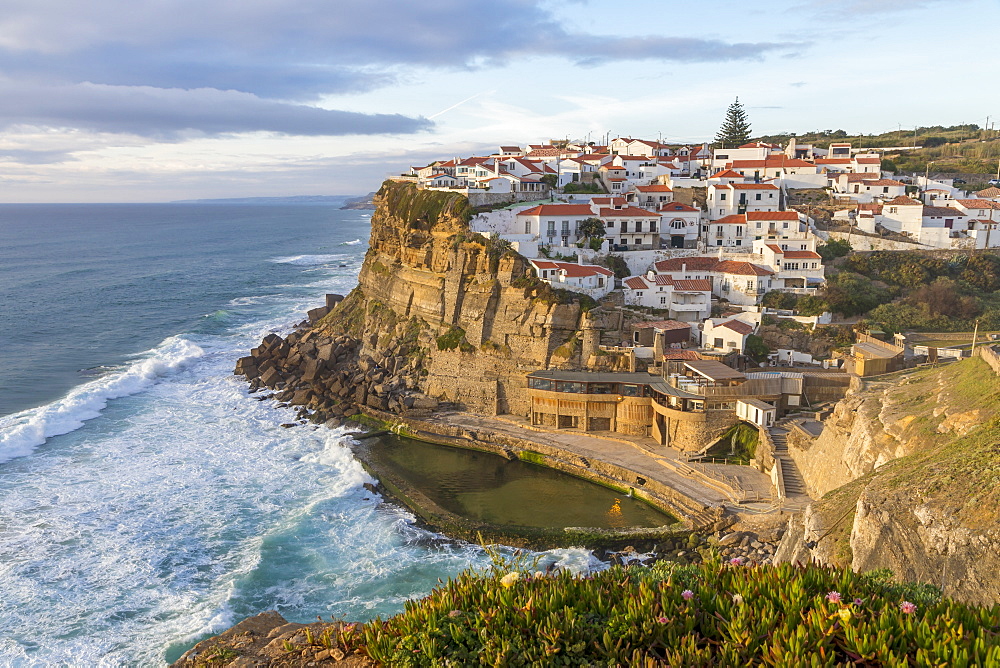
[383,127,1000,507]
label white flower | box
[500,572,520,588]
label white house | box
[658,202,701,249]
[652,256,774,306]
[600,205,662,250]
[878,196,924,237]
[528,259,614,299]
[953,199,1000,223]
[746,210,805,240]
[835,177,907,203]
[630,184,674,210]
[701,316,758,353]
[736,399,776,428]
[705,214,753,249]
[516,204,596,246]
[753,242,824,291]
[706,183,780,220]
[622,275,712,321]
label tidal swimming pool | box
[362,434,676,529]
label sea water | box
[0,204,603,666]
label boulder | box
[306,306,330,323]
[260,367,283,388]
[290,390,312,406]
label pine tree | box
[715,97,752,148]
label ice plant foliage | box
[361,557,1000,665]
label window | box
[620,384,641,397]
[888,207,897,214]
[945,219,954,228]
[756,222,762,228]
[883,187,889,193]
[781,244,788,250]
[755,193,762,201]
[561,220,570,232]
[660,296,667,305]
[811,262,817,269]
[635,221,643,232]
[735,239,742,245]
[621,221,629,233]
[547,221,555,232]
[720,193,727,201]
[716,154,729,160]
[782,222,788,229]
[719,209,725,215]
[769,193,774,199]
[717,239,723,246]
[528,377,553,390]
[525,221,531,234]
[606,220,614,228]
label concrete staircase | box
[768,427,810,509]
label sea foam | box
[0,336,204,465]
[269,254,352,266]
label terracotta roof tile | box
[746,211,799,220]
[714,260,774,276]
[633,320,691,330]
[923,206,966,217]
[517,204,595,216]
[721,320,754,335]
[654,256,720,272]
[624,276,649,290]
[885,196,922,205]
[782,251,821,259]
[663,350,702,360]
[671,279,712,291]
[713,214,748,225]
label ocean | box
[0,204,601,666]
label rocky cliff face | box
[775,357,1000,604]
[236,181,606,421]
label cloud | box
[0,1,801,99]
[797,0,954,16]
[0,81,432,137]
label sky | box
[0,0,997,202]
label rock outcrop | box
[775,356,1000,604]
[236,181,616,420]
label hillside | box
[776,354,1000,605]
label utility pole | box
[972,319,980,358]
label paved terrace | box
[418,411,782,512]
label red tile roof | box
[654,256,720,272]
[599,206,660,218]
[624,276,649,290]
[956,199,1000,209]
[531,259,613,278]
[861,179,905,186]
[729,183,779,190]
[517,204,595,216]
[714,261,774,276]
[765,244,783,254]
[710,169,744,179]
[923,206,965,217]
[713,214,748,225]
[974,187,1000,198]
[746,210,799,221]
[721,320,754,335]
[855,157,881,164]
[782,251,821,259]
[672,279,713,291]
[885,196,922,206]
[635,184,673,192]
[663,350,702,361]
[660,202,699,213]
[633,320,691,330]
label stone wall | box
[978,344,1000,375]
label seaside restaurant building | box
[525,362,759,452]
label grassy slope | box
[814,357,1000,562]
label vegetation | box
[601,253,630,279]
[743,334,770,363]
[817,238,852,261]
[563,181,604,194]
[715,97,752,148]
[708,422,759,464]
[436,326,474,353]
[361,554,1000,666]
[378,180,473,230]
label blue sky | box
[0,0,996,202]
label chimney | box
[681,262,687,274]
[578,252,584,265]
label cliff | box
[775,354,1000,605]
[235,181,613,424]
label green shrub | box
[361,557,1000,666]
[436,326,468,351]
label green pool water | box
[363,434,675,529]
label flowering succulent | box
[900,601,917,614]
[500,572,520,588]
[681,589,695,601]
[837,608,852,624]
[729,557,744,566]
[825,591,842,604]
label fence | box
[979,345,1000,375]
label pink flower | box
[729,557,744,566]
[825,591,842,603]
[681,589,695,601]
[657,616,668,624]
[853,598,864,606]
[900,601,917,614]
